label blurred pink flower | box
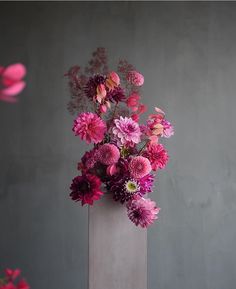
[73,112,107,144]
[0,63,26,103]
[127,70,144,86]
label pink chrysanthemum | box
[142,143,169,171]
[73,112,107,144]
[126,197,160,228]
[129,156,151,179]
[70,174,103,206]
[161,119,174,138]
[127,71,144,86]
[112,116,141,147]
[97,144,120,165]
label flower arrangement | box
[0,63,26,103]
[0,268,30,289]
[66,48,174,228]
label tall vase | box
[89,193,147,289]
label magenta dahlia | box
[142,143,169,171]
[126,197,160,228]
[73,112,107,144]
[129,156,152,179]
[70,174,103,206]
[97,144,120,165]
[112,116,141,147]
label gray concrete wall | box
[0,2,236,289]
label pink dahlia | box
[73,112,107,144]
[161,119,174,138]
[126,197,160,228]
[129,156,151,179]
[142,143,169,171]
[112,116,141,147]
[97,144,120,165]
[70,174,103,206]
[127,70,144,86]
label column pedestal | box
[89,194,147,289]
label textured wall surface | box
[0,2,236,289]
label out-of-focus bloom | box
[73,112,107,144]
[129,156,151,179]
[5,269,21,281]
[0,63,26,103]
[17,280,30,289]
[106,71,120,90]
[142,143,169,171]
[126,197,160,228]
[161,119,174,138]
[70,174,103,206]
[127,70,144,86]
[97,144,120,165]
[112,116,141,147]
[0,282,16,289]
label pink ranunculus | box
[126,197,160,228]
[73,112,107,144]
[0,63,26,103]
[127,70,144,86]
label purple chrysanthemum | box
[112,116,141,147]
[126,197,160,228]
[109,176,140,204]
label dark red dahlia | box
[84,74,106,100]
[70,174,103,206]
[107,86,126,103]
